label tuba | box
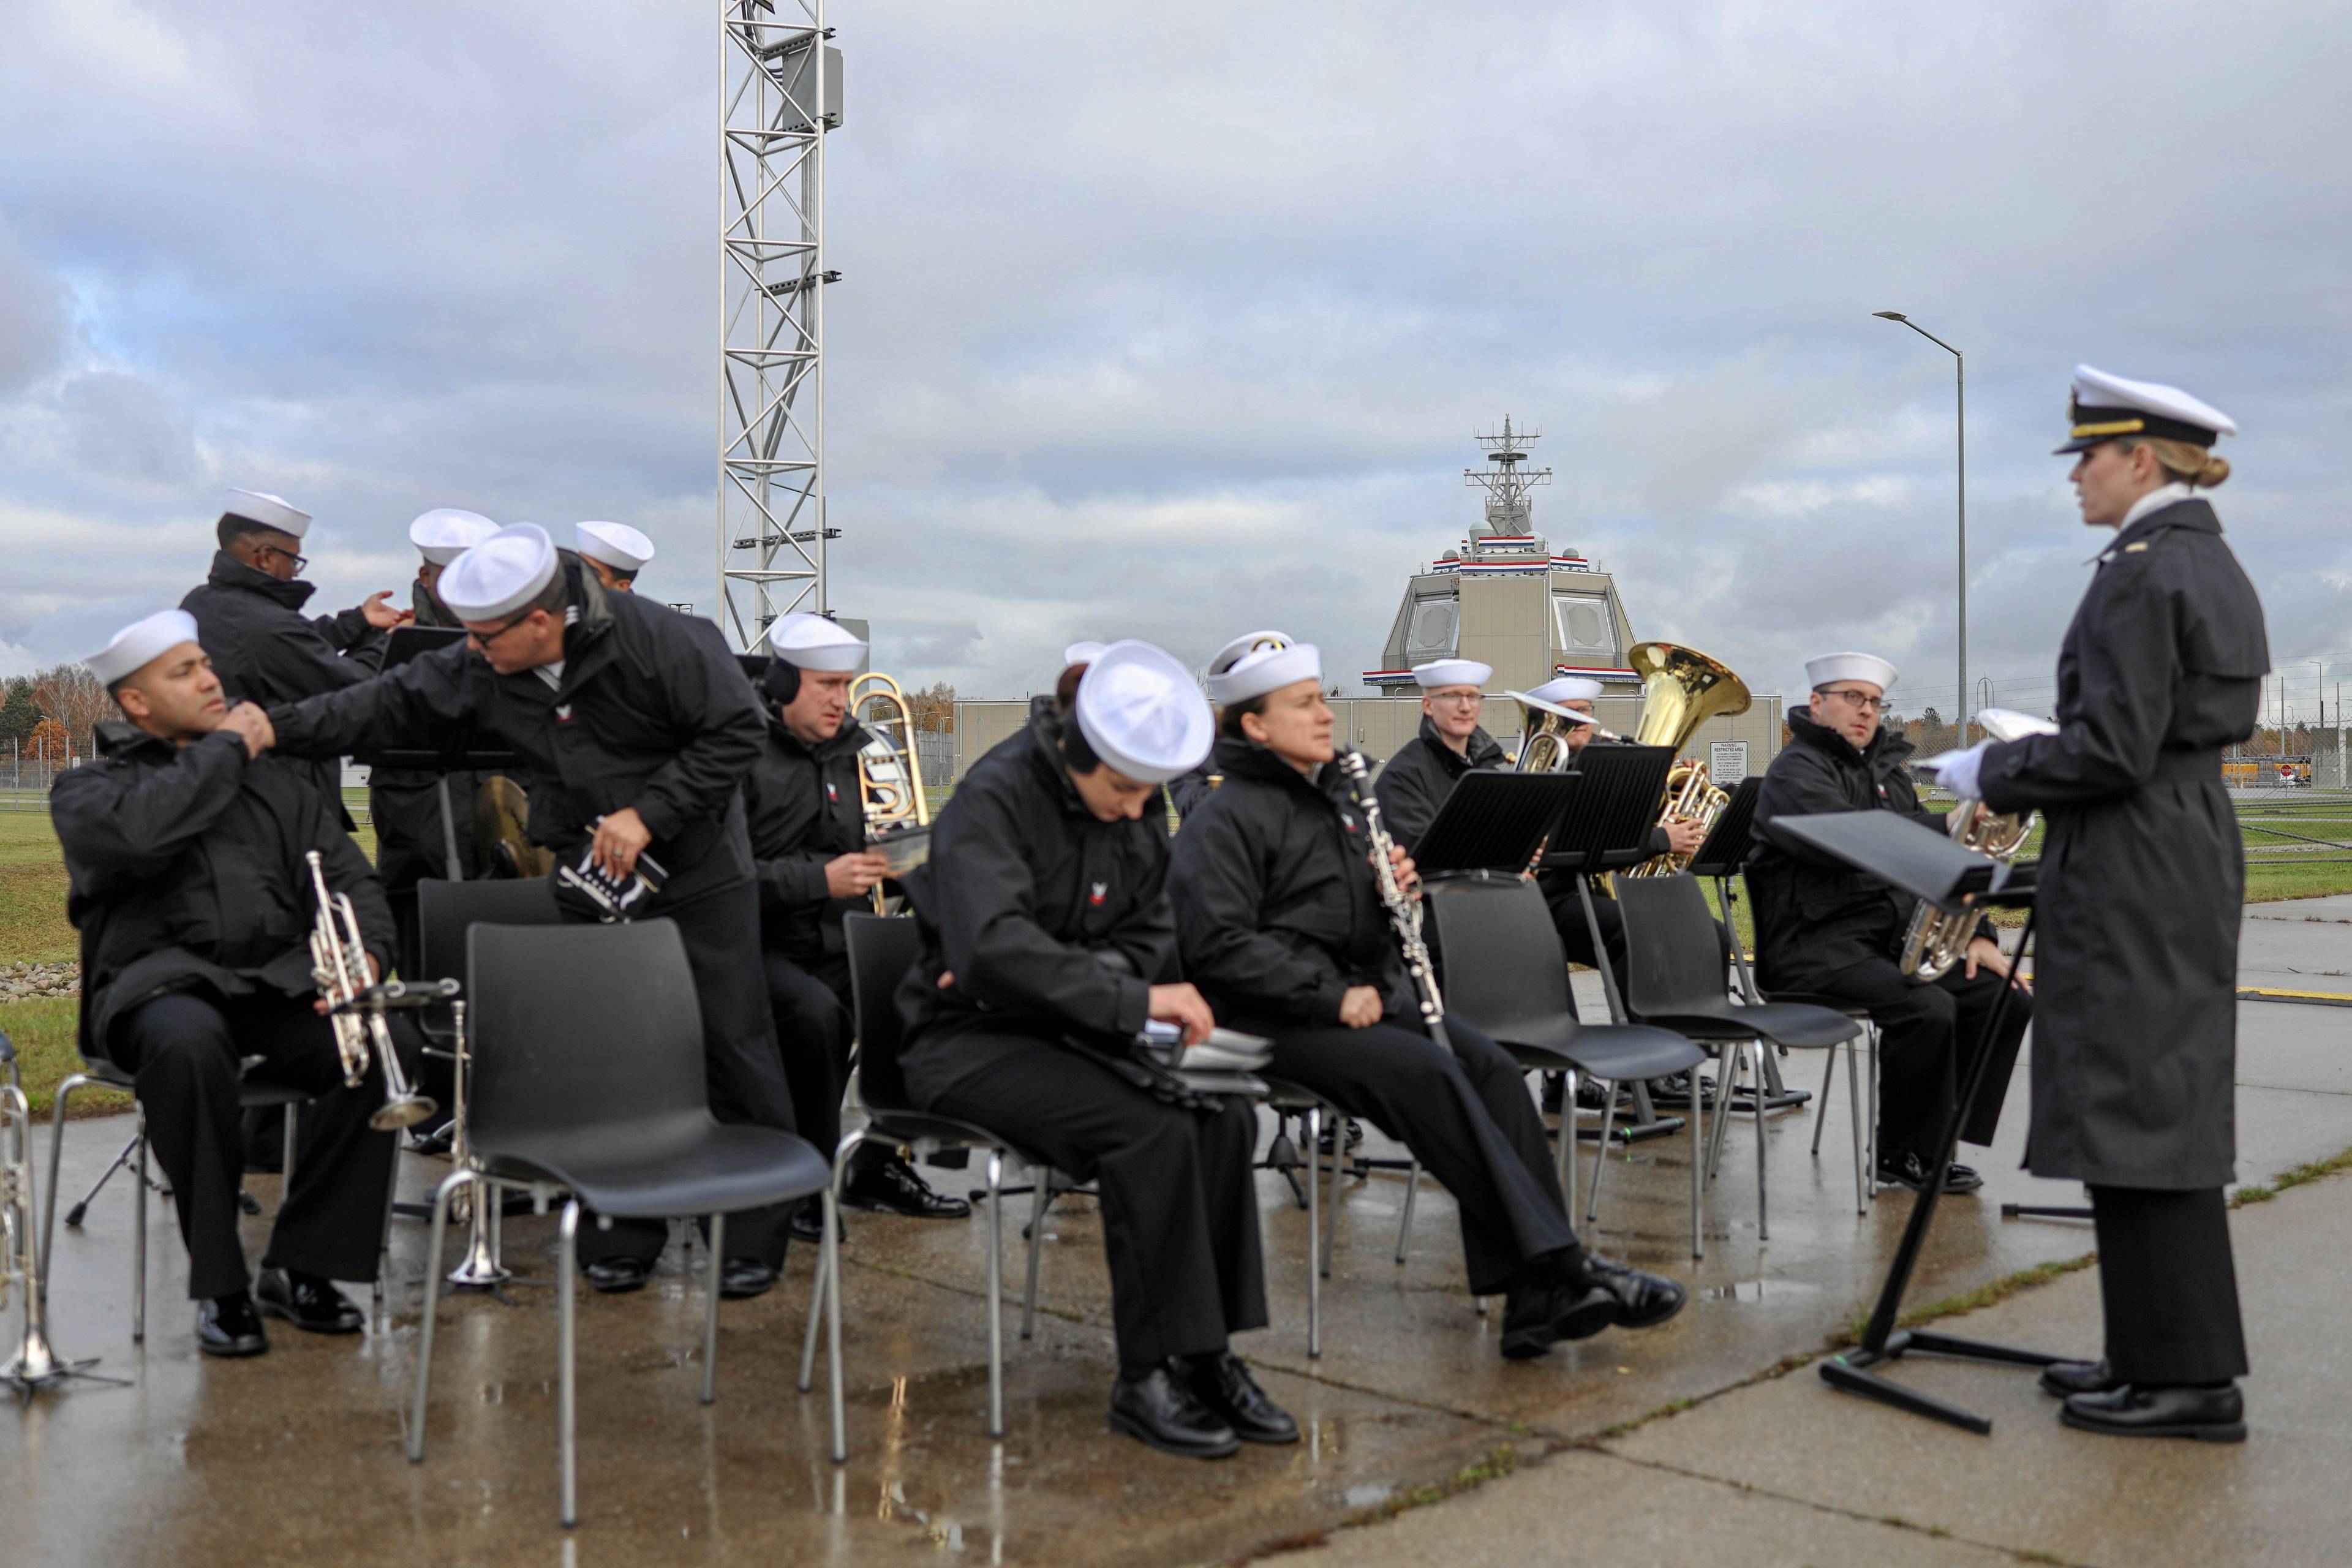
[1619,641,1753,878]
[849,673,933,912]
[1899,709,2059,981]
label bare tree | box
[905,680,957,733]
[32,664,113,756]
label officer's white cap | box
[574,521,656,573]
[409,508,498,566]
[440,524,559,620]
[1805,652,1898,692]
[224,488,311,539]
[1205,630,1290,676]
[1075,641,1215,784]
[2057,365,2237,454]
[1526,675,1604,704]
[1063,640,1107,668]
[86,609,201,688]
[772,612,867,672]
[1412,658,1492,690]
[1207,636,1322,706]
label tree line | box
[2,665,121,766]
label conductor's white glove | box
[1921,741,1991,799]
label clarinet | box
[1332,747,1452,1052]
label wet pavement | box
[6,903,2346,1567]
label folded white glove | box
[1923,740,1991,799]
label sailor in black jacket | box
[895,643,1292,1461]
[264,525,799,1299]
[179,488,410,818]
[1929,368,2264,1440]
[1368,658,1508,853]
[1169,635,1686,1360]
[744,614,966,1223]
[54,611,412,1358]
[1748,652,2030,1194]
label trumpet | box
[849,672,933,913]
[1899,710,2058,980]
[306,851,442,1132]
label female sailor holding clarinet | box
[1168,631,1684,1360]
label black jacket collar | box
[2100,496,2222,563]
[1788,705,1915,774]
[206,551,316,611]
[1415,713,1504,772]
[95,720,175,763]
[1213,736,1343,804]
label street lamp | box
[1874,311,1966,736]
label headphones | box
[762,656,802,706]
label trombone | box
[849,673,933,913]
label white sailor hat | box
[1205,630,1289,677]
[86,609,201,688]
[1063,640,1107,668]
[1205,631,1322,706]
[574,521,656,573]
[1804,652,1898,692]
[409,508,497,565]
[1525,675,1604,705]
[2055,365,2237,455]
[1412,658,1492,690]
[223,488,312,538]
[1075,641,1214,783]
[1505,689,1596,726]
[440,523,559,620]
[772,612,867,672]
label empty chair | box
[1614,875,1867,1237]
[407,919,831,1528]
[1427,876,1711,1257]
[1754,984,1879,1210]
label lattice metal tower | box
[719,1,840,650]
[1464,415,1551,536]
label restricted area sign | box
[1709,740,1749,786]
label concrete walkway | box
[5,900,2345,1566]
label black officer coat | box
[367,573,489,889]
[1746,707,1937,987]
[1978,496,2267,1189]
[267,557,764,915]
[894,712,1177,1085]
[744,710,870,964]
[1169,738,1410,1028]
[1370,716,1507,853]
[53,722,391,1062]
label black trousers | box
[2089,1185,2248,1386]
[573,880,797,1270]
[762,948,891,1175]
[1800,957,2030,1161]
[906,1031,1267,1374]
[1248,1016,1576,1297]
[114,990,403,1302]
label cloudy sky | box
[4,1,2348,722]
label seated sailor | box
[52,611,415,1358]
[1167,631,1686,1360]
[1746,651,2034,1193]
[894,641,1294,1461]
[1366,658,1507,851]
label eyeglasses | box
[1817,687,1886,712]
[257,543,309,574]
[1428,692,1483,706]
[468,612,540,650]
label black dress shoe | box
[1176,1351,1298,1445]
[720,1257,778,1300]
[1499,1278,1618,1359]
[1645,1072,1717,1110]
[1572,1254,1688,1330]
[2061,1382,2245,1442]
[197,1294,270,1358]
[788,1203,843,1246]
[1875,1152,1984,1194]
[840,1155,973,1219]
[1107,1366,1240,1458]
[582,1257,652,1294]
[2038,1358,2122,1398]
[253,1268,365,1334]
[1317,1118,1368,1157]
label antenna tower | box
[1464,415,1551,535]
[719,1,840,649]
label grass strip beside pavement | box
[1,996,126,1118]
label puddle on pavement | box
[1702,1278,1824,1303]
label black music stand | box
[1778,812,2064,1434]
[1415,771,1580,880]
[368,628,522,881]
[1542,745,1683,1140]
[1681,777,1807,1110]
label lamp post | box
[1874,311,1966,736]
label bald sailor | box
[1368,658,1505,853]
[261,524,802,1298]
[574,521,655,593]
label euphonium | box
[306,851,440,1132]
[849,672,933,912]
[1620,642,1752,877]
[1898,709,2060,981]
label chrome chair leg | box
[985,1150,1005,1439]
[1557,1071,1577,1224]
[556,1200,579,1528]
[1320,1118,1341,1280]
[132,1110,148,1344]
[1689,1068,1705,1260]
[824,1169,848,1463]
[1303,1103,1321,1359]
[1847,1031,1868,1213]
[802,1129,864,1395]
[408,1168,470,1463]
[1584,1079,1618,1226]
[1019,1169,1046,1341]
[1811,1042,1839,1156]
[701,1212,725,1407]
[42,1073,97,1316]
[1394,1161,1420,1264]
[1751,1043,1769,1243]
